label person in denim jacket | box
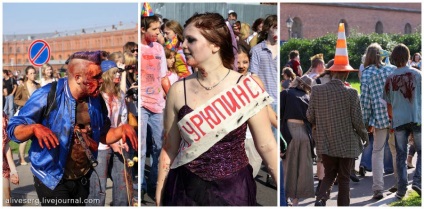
[383,44,421,199]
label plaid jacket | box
[360,65,395,129]
[307,79,368,158]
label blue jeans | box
[140,107,163,194]
[87,149,129,206]
[394,123,421,195]
[3,94,14,119]
[359,132,394,173]
[280,160,287,206]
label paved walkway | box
[297,155,419,206]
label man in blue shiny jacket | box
[7,51,138,206]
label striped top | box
[249,41,278,105]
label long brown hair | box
[258,14,277,43]
[165,20,184,43]
[364,43,383,68]
[185,13,234,70]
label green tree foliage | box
[281,32,421,81]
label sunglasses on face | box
[125,65,137,70]
[131,49,138,53]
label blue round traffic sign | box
[28,40,51,67]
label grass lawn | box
[349,81,360,94]
[390,191,422,206]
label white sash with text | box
[171,76,273,168]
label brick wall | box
[3,26,137,74]
[280,3,421,40]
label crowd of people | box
[140,2,278,206]
[3,42,139,206]
[280,44,421,206]
[3,2,421,207]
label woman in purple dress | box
[155,13,278,206]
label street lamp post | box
[286,17,294,40]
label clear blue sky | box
[3,3,138,35]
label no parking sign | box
[28,39,51,67]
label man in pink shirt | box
[140,10,167,201]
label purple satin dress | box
[163,105,257,206]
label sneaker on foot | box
[372,190,384,200]
[412,185,421,196]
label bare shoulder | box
[248,73,266,89]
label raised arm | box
[156,82,183,205]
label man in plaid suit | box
[307,68,369,206]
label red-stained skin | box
[82,63,103,97]
[142,21,160,44]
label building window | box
[51,56,55,60]
[404,23,412,34]
[292,17,303,38]
[376,21,383,34]
[59,55,62,60]
[339,19,349,37]
[17,59,21,64]
[17,47,20,53]
[26,59,29,64]
[9,47,13,53]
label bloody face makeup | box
[268,25,278,42]
[142,21,161,43]
[81,63,103,97]
[237,52,250,75]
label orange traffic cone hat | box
[328,23,357,72]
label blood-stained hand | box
[120,124,138,150]
[110,141,129,154]
[33,124,59,149]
